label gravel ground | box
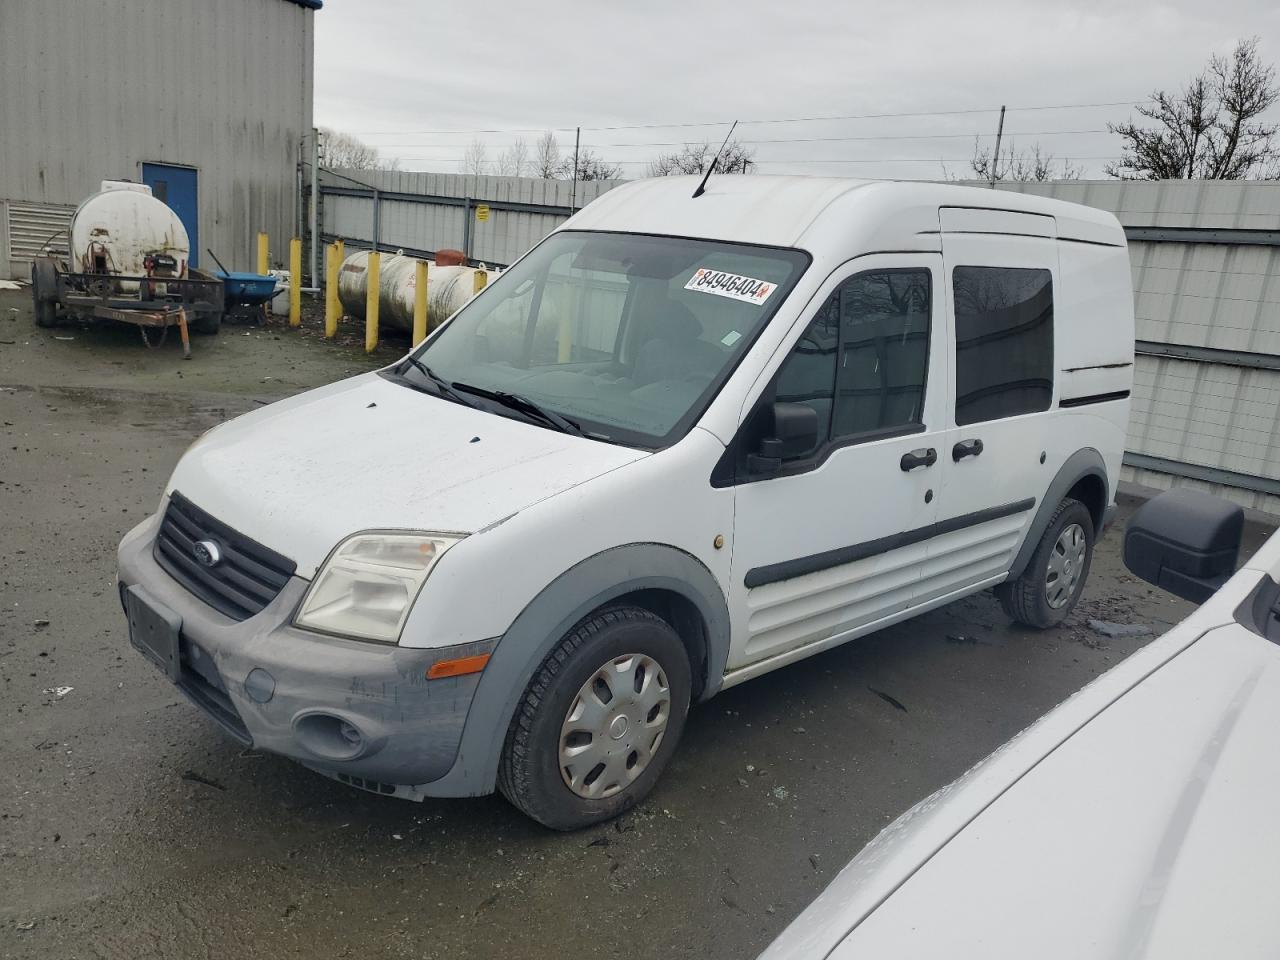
[1,288,1273,959]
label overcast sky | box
[315,0,1280,180]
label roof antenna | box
[692,121,739,199]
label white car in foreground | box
[761,488,1280,959]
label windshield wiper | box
[450,382,585,437]
[398,355,477,408]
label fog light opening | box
[293,713,369,761]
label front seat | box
[632,304,723,386]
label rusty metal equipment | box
[30,256,223,358]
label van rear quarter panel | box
[1055,237,1135,486]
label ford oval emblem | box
[193,539,222,567]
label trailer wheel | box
[191,309,222,335]
[31,259,58,328]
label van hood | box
[823,619,1280,958]
[166,373,647,577]
[760,529,1280,960]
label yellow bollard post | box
[324,242,340,338]
[256,232,269,275]
[473,267,488,294]
[288,237,302,327]
[412,259,428,347]
[365,251,380,353]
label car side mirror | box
[747,402,818,476]
[1123,489,1244,604]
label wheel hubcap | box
[559,654,670,800]
[1046,522,1087,609]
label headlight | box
[294,532,462,643]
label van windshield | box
[395,231,809,448]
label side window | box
[772,267,931,459]
[834,270,930,438]
[953,266,1054,426]
[774,295,838,458]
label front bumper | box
[117,512,493,795]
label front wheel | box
[498,606,692,831]
[998,498,1094,628]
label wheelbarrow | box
[206,247,279,325]
[215,270,278,325]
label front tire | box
[498,606,692,831]
[999,498,1094,628]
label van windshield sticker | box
[684,268,777,305]
[721,330,742,346]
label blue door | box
[141,163,199,268]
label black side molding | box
[744,498,1036,589]
[1059,390,1130,409]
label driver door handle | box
[952,438,984,461]
[900,447,937,472]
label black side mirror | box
[1123,488,1243,603]
[748,402,818,475]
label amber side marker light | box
[426,653,491,680]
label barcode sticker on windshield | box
[685,268,777,305]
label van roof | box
[563,175,1125,250]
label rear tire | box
[998,498,1094,629]
[498,606,692,831]
[30,260,57,328]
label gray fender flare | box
[1006,447,1109,582]
[421,542,730,797]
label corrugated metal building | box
[981,180,1280,516]
[0,0,318,279]
[320,168,621,268]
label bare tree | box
[495,138,530,177]
[648,140,755,176]
[556,148,622,182]
[970,139,1082,182]
[462,138,490,177]
[1108,37,1279,179]
[320,128,399,170]
[534,131,561,179]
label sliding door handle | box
[900,447,937,472]
[952,438,984,461]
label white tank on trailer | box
[69,180,190,278]
[336,249,497,335]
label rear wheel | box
[998,498,1094,628]
[30,260,57,328]
[498,606,692,830]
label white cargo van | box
[118,176,1134,829]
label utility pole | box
[570,126,581,212]
[990,105,1006,188]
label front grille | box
[154,491,296,621]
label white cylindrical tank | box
[336,250,496,334]
[69,181,190,278]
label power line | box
[392,155,1124,167]
[345,99,1143,138]
[362,129,1115,150]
